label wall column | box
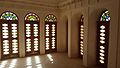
[19,17,25,57]
[68,12,79,58]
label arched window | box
[100,10,110,21]
[0,11,19,59]
[25,13,39,21]
[0,11,18,20]
[45,14,57,22]
[97,10,110,68]
[45,14,57,53]
[79,15,84,58]
[25,12,40,56]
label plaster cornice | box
[0,0,82,10]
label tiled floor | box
[0,53,97,68]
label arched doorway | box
[25,12,40,56]
[45,14,57,53]
[97,10,110,68]
[0,11,19,59]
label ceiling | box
[7,0,67,4]
[28,0,66,4]
[0,0,69,8]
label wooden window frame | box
[45,22,57,53]
[24,20,40,56]
[0,19,19,60]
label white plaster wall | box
[70,13,80,58]
[117,37,120,68]
[58,7,89,67]
[117,33,120,68]
[57,15,68,52]
[0,0,120,68]
[68,13,72,57]
[87,0,119,68]
[117,1,120,68]
[59,0,119,68]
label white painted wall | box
[59,0,119,68]
[0,0,120,68]
[117,1,120,68]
